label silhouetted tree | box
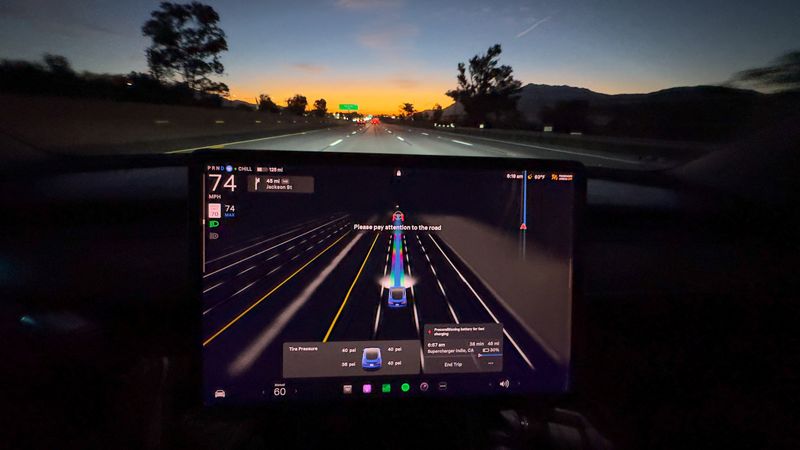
[257,94,280,113]
[732,50,800,92]
[286,94,308,115]
[446,44,522,126]
[142,2,229,96]
[313,98,327,117]
[431,103,443,122]
[42,54,74,76]
[400,102,415,118]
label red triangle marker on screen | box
[519,223,527,230]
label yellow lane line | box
[203,231,351,346]
[322,232,380,342]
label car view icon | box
[388,286,407,308]
[361,347,382,371]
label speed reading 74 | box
[208,173,237,192]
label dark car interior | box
[2,1,799,449]
[2,134,797,449]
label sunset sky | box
[1,0,798,114]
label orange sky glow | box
[228,79,454,115]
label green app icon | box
[209,220,220,228]
[381,383,391,393]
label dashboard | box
[195,151,582,405]
[2,148,794,449]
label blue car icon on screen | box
[362,347,382,371]
[388,286,407,308]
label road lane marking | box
[232,280,257,297]
[396,136,405,141]
[204,217,347,278]
[237,265,257,276]
[408,267,420,336]
[166,129,323,154]
[267,254,279,261]
[228,233,365,376]
[322,232,380,342]
[329,139,343,146]
[206,219,324,263]
[374,245,390,339]
[451,139,473,146]
[427,234,535,370]
[441,132,644,164]
[418,237,459,323]
[267,265,282,275]
[203,282,223,294]
[421,132,429,136]
[203,232,351,346]
[351,131,357,135]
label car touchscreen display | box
[198,152,580,405]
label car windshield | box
[365,349,379,360]
[1,1,798,171]
[391,289,404,300]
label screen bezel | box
[189,149,586,412]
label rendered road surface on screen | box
[201,160,576,404]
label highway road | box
[201,209,563,397]
[172,121,657,170]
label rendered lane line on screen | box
[237,265,257,276]
[322,232,380,343]
[232,281,257,297]
[166,129,324,154]
[451,139,473,146]
[427,234,535,370]
[406,244,421,337]
[404,239,425,367]
[212,227,303,263]
[203,231,352,347]
[203,282,223,294]
[228,232,365,376]
[416,233,458,323]
[206,216,329,264]
[203,216,347,278]
[203,280,258,315]
[373,238,390,338]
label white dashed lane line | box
[237,265,257,276]
[203,282,223,294]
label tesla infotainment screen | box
[197,152,580,405]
